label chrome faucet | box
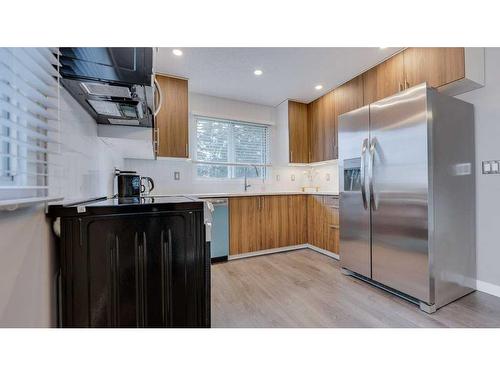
[244,165,259,192]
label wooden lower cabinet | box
[228,196,262,254]
[324,196,340,254]
[307,195,339,255]
[229,195,308,255]
[229,194,338,256]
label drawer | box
[323,195,339,208]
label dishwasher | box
[204,198,229,262]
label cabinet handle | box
[290,150,293,162]
[134,232,148,327]
[186,143,189,157]
[405,80,410,89]
[154,78,163,117]
[160,229,173,327]
[399,82,404,91]
[108,235,120,327]
[329,224,340,229]
[154,126,159,158]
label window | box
[195,116,270,179]
[0,48,59,202]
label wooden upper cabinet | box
[333,76,364,158]
[403,48,465,89]
[154,75,189,158]
[335,76,364,116]
[288,101,309,163]
[307,98,322,163]
[308,92,335,162]
[321,91,336,161]
[363,52,405,105]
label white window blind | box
[195,116,270,179]
[0,48,59,203]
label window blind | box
[0,48,60,202]
[195,116,270,179]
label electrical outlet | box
[326,173,330,181]
[482,160,500,174]
[276,174,280,181]
[291,174,295,182]
[174,171,180,180]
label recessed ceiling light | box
[380,47,388,49]
[172,49,183,56]
[315,85,323,90]
[254,69,263,76]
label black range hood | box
[59,48,154,128]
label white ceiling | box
[155,47,402,107]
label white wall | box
[0,89,123,327]
[458,48,500,294]
[125,93,339,195]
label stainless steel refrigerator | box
[338,83,476,313]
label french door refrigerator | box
[339,83,476,313]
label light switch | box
[174,171,180,180]
[291,174,295,181]
[491,161,500,173]
[276,174,280,181]
[326,173,331,181]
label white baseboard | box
[476,280,500,298]
[228,245,307,260]
[228,244,340,261]
[306,244,340,260]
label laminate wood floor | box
[211,249,500,328]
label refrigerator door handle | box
[369,137,378,211]
[360,138,368,210]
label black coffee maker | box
[115,168,155,197]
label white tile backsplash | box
[48,89,124,200]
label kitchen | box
[1,2,500,371]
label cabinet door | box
[260,195,308,249]
[307,195,327,250]
[321,91,336,161]
[83,212,207,328]
[145,211,208,328]
[262,195,288,249]
[287,195,308,245]
[155,75,189,158]
[288,101,309,163]
[307,99,323,163]
[324,196,340,254]
[229,196,262,254]
[85,215,150,328]
[403,48,465,89]
[363,52,405,105]
[333,77,363,158]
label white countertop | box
[151,191,339,199]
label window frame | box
[193,115,271,181]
